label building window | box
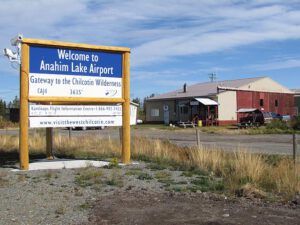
[275,99,278,107]
[151,109,159,117]
[260,99,264,107]
[180,106,188,114]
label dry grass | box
[0,131,299,199]
[199,126,298,135]
[0,118,18,129]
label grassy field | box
[0,131,299,201]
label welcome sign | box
[17,38,131,170]
[29,46,123,98]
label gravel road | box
[64,128,299,155]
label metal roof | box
[195,98,218,106]
[237,108,259,113]
[292,89,300,95]
[148,77,265,101]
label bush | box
[290,116,300,130]
[266,119,289,130]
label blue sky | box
[0,0,300,102]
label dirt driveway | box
[84,191,300,225]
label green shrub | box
[266,119,289,130]
[290,116,300,130]
[137,172,153,180]
[104,158,120,169]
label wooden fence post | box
[293,132,297,165]
[196,128,200,148]
[119,127,123,143]
[46,128,54,160]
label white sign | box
[29,116,122,128]
[29,105,122,116]
[190,101,199,106]
[29,74,122,98]
[29,104,138,128]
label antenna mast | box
[208,72,217,82]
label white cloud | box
[0,0,299,68]
[250,58,300,71]
[1,0,300,101]
[132,66,229,81]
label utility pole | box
[209,72,217,82]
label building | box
[145,77,296,125]
[293,89,300,115]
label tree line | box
[0,96,20,118]
[1,94,155,120]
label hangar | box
[145,77,296,126]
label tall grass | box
[0,118,18,129]
[0,132,299,199]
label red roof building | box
[145,77,296,125]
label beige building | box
[145,77,295,125]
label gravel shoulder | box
[0,162,299,225]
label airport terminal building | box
[145,77,296,125]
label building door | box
[163,105,170,124]
[179,105,190,122]
[191,105,198,119]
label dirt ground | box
[83,191,300,225]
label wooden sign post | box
[19,43,29,170]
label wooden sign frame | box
[19,39,131,170]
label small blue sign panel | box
[29,46,122,78]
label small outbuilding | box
[145,77,296,126]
